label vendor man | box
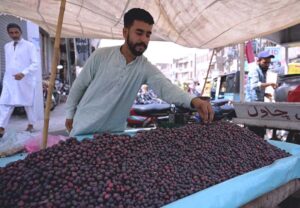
[65,8,214,136]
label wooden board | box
[233,102,300,130]
[242,179,300,208]
[233,118,300,130]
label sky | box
[99,39,206,64]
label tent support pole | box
[285,47,289,74]
[65,38,72,85]
[42,0,66,149]
[201,49,215,96]
[239,43,245,102]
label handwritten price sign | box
[248,106,300,121]
[234,102,300,122]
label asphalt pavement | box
[6,102,68,136]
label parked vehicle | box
[43,80,57,111]
[127,98,236,128]
[210,71,241,102]
[127,103,171,128]
[275,74,300,102]
[274,74,300,144]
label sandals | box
[26,125,34,133]
[0,127,5,138]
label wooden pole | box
[65,38,72,85]
[285,47,289,74]
[42,0,66,149]
[239,43,245,102]
[201,49,216,96]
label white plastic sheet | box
[0,130,32,157]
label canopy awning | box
[263,23,300,47]
[1,0,300,48]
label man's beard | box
[127,35,147,56]
[12,37,20,41]
[259,64,268,72]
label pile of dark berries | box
[0,122,290,207]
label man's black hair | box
[7,23,22,33]
[124,8,154,28]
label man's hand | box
[269,83,278,89]
[264,93,273,100]
[65,119,73,133]
[13,73,25,80]
[191,98,214,123]
[261,83,278,89]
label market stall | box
[1,0,300,145]
[1,0,300,207]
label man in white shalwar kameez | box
[0,23,44,137]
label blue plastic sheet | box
[1,134,300,208]
[268,140,300,155]
[0,153,27,167]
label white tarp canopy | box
[1,0,300,49]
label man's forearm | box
[65,80,87,119]
[260,83,270,89]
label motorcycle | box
[54,80,70,103]
[42,79,57,111]
[127,98,236,128]
[42,69,70,111]
[127,103,171,128]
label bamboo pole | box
[239,43,245,102]
[42,0,66,149]
[201,49,216,96]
